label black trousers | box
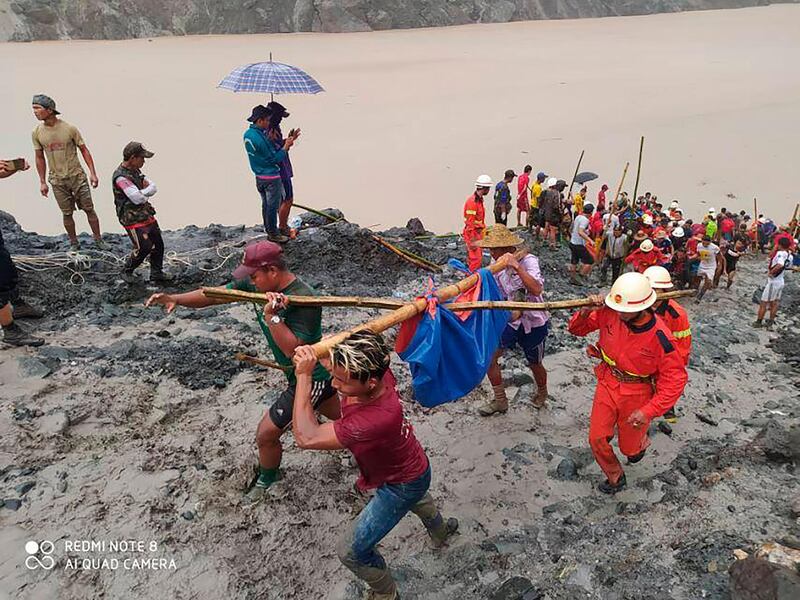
[601,257,623,283]
[124,221,164,273]
[0,229,19,309]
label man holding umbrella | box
[243,105,298,244]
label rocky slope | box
[1,210,798,599]
[1,0,797,41]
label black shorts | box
[269,378,336,430]
[570,243,594,265]
[725,255,739,273]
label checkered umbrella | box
[218,61,324,95]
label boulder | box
[729,557,800,600]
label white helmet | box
[546,177,558,188]
[605,272,657,313]
[708,207,716,214]
[643,265,673,289]
[669,200,679,209]
[475,174,492,188]
[640,239,654,252]
[642,214,654,225]
[672,227,685,238]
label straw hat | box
[633,231,648,242]
[474,225,523,248]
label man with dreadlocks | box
[292,331,458,600]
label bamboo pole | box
[308,251,526,358]
[292,202,441,272]
[447,289,694,312]
[566,150,585,209]
[203,287,405,310]
[612,162,630,213]
[235,352,291,371]
[205,288,694,313]
[631,136,645,204]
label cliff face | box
[0,0,794,41]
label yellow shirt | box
[574,193,585,215]
[531,182,542,209]
[32,119,86,180]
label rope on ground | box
[10,231,272,286]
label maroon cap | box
[232,241,283,279]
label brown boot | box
[531,364,548,409]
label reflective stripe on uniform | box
[600,347,650,378]
[465,210,477,215]
[673,328,691,339]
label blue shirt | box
[243,124,287,178]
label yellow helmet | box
[605,272,656,313]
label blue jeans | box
[343,464,434,569]
[256,178,284,235]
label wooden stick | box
[203,287,406,310]
[292,202,441,272]
[308,251,528,358]
[632,136,645,204]
[566,150,585,208]
[612,162,630,212]
[370,234,441,272]
[447,289,694,312]
[235,352,291,371]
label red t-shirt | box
[686,238,700,256]
[333,371,429,491]
[720,218,735,234]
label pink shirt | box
[494,254,549,332]
[517,173,530,200]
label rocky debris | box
[729,557,800,600]
[490,576,542,600]
[17,356,52,379]
[751,421,800,463]
[2,1,783,41]
[37,410,69,436]
[553,458,578,481]
[3,499,22,511]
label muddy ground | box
[0,209,798,600]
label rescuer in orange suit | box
[644,265,692,423]
[567,272,688,494]
[463,175,492,271]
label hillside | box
[1,0,797,41]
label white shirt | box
[570,214,590,246]
[769,250,791,285]
[698,243,720,271]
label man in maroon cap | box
[145,240,337,501]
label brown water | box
[2,5,799,236]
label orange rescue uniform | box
[654,299,692,365]
[463,193,486,271]
[624,247,665,273]
[568,307,688,485]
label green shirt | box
[227,277,330,386]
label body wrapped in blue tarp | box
[396,269,510,407]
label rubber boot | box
[349,564,398,600]
[410,493,459,548]
[12,301,44,319]
[149,270,173,284]
[2,322,44,347]
[598,473,627,495]
[531,364,548,409]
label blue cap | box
[537,172,547,180]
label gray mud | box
[1,210,797,600]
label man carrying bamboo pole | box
[145,241,337,500]
[568,272,687,494]
[474,226,551,415]
[292,331,458,600]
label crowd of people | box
[1,94,798,600]
[464,169,799,328]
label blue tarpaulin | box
[396,270,510,407]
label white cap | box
[672,227,685,238]
[605,272,656,313]
[644,265,673,289]
[475,174,493,188]
[546,177,558,188]
[758,217,767,224]
[708,207,716,214]
[669,200,679,209]
[640,239,654,252]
